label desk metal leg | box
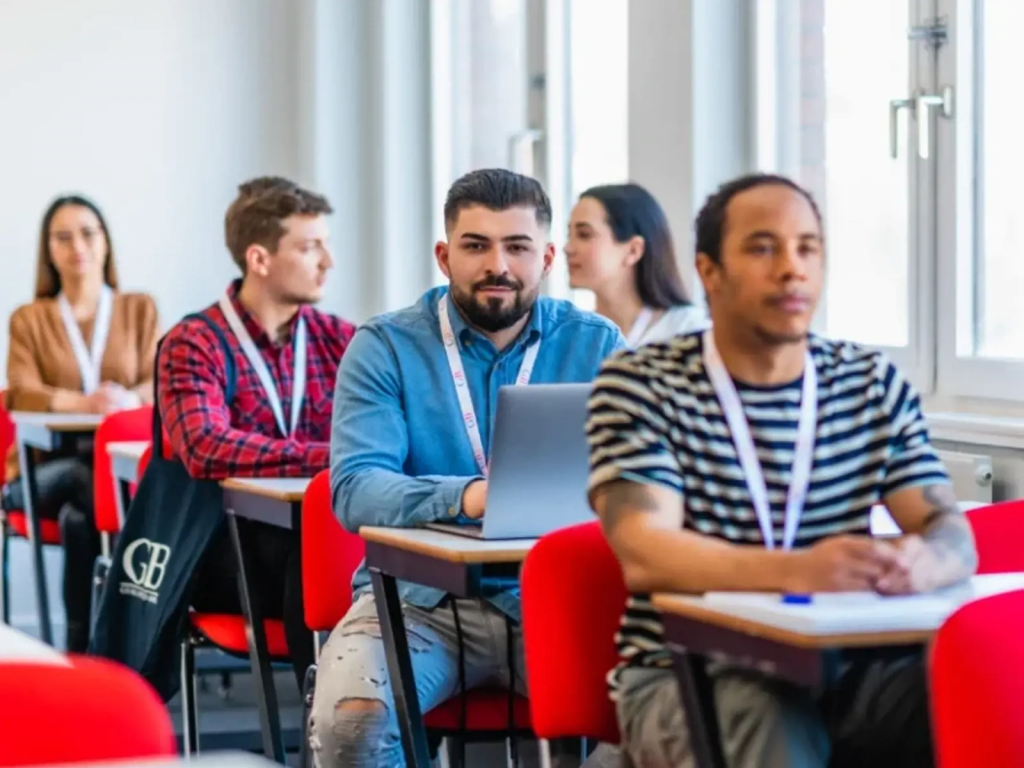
[115,477,133,531]
[673,651,727,768]
[370,568,432,768]
[227,514,285,763]
[16,440,52,645]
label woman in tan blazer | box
[1,195,159,652]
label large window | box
[760,0,1024,401]
[972,1,1024,360]
[429,0,628,305]
[565,0,628,308]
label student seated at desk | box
[566,183,707,346]
[586,174,978,768]
[310,169,625,766]
[157,177,355,690]
[2,194,159,652]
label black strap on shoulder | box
[151,312,237,461]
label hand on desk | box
[875,534,973,595]
[785,535,906,592]
[52,388,118,415]
[461,480,488,520]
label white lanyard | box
[703,329,817,551]
[58,285,113,395]
[625,307,654,347]
[219,293,307,438]
[438,296,540,476]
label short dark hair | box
[224,176,333,271]
[443,169,552,231]
[580,183,690,309]
[694,173,823,264]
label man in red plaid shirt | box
[156,176,356,689]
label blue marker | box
[782,593,812,604]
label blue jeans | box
[310,593,527,768]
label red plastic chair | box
[93,406,153,541]
[301,469,532,758]
[0,392,61,626]
[0,393,60,543]
[0,654,176,765]
[119,445,291,755]
[966,500,1024,574]
[522,521,625,759]
[930,589,1024,767]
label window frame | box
[932,0,1024,401]
[750,0,1024,400]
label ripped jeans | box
[309,592,527,768]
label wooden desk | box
[0,623,70,666]
[46,751,277,768]
[9,411,104,645]
[222,477,308,530]
[219,476,311,763]
[107,440,150,529]
[361,526,536,768]
[651,572,1024,768]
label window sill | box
[927,411,1024,452]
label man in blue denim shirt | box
[310,169,625,766]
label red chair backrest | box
[301,469,366,631]
[0,391,14,484]
[93,406,153,534]
[967,500,1024,574]
[138,444,153,476]
[0,654,176,765]
[521,521,625,744]
[930,589,1024,767]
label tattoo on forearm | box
[920,484,979,574]
[599,481,662,536]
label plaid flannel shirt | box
[157,281,355,479]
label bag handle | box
[152,312,237,461]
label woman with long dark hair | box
[566,183,707,345]
[2,194,159,651]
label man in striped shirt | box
[586,174,977,768]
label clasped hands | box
[82,382,142,414]
[784,534,949,596]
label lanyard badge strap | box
[58,285,113,395]
[703,329,817,550]
[438,296,540,476]
[219,293,307,438]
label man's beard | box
[450,275,538,333]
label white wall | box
[0,0,306,381]
[0,0,437,386]
[0,0,437,636]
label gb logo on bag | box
[119,538,172,603]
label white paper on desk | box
[701,573,1024,636]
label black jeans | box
[191,520,313,694]
[2,456,99,653]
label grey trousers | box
[616,652,933,768]
[309,592,527,768]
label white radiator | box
[870,449,994,535]
[936,448,994,505]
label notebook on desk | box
[699,573,1024,635]
[426,384,595,541]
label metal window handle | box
[889,98,914,158]
[914,86,955,160]
[890,88,954,160]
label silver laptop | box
[426,383,595,540]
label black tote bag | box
[89,313,236,701]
